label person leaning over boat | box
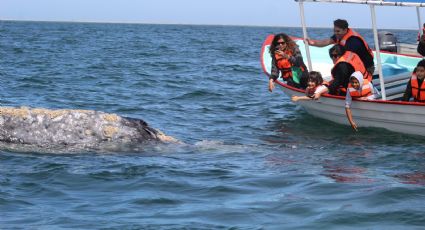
[291,71,328,102]
[305,19,374,79]
[268,33,308,92]
[345,71,377,131]
[314,44,367,99]
[402,59,425,102]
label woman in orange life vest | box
[345,71,377,131]
[306,19,374,78]
[268,33,308,92]
[314,44,368,100]
[291,71,328,102]
[402,59,425,102]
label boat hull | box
[282,85,425,136]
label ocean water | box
[1,21,424,229]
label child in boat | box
[345,71,377,131]
[291,71,328,102]
[402,59,425,102]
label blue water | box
[1,21,424,229]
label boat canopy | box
[295,0,425,7]
[294,0,425,100]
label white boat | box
[261,0,425,136]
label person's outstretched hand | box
[305,38,313,45]
[268,79,275,92]
[313,93,321,100]
[350,122,358,132]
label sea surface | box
[1,21,424,229]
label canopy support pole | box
[299,1,313,71]
[417,6,423,37]
[370,4,386,100]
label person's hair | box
[349,75,358,82]
[423,23,425,27]
[329,44,346,58]
[307,71,323,86]
[415,59,425,71]
[334,19,349,30]
[269,33,297,58]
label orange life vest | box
[331,51,369,92]
[275,50,293,80]
[347,79,372,98]
[410,73,425,102]
[337,28,374,60]
[337,29,373,80]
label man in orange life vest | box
[315,44,367,99]
[306,19,374,78]
[402,59,425,102]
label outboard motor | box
[378,31,398,52]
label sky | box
[0,0,424,29]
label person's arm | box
[288,46,305,67]
[345,91,357,131]
[270,58,279,80]
[269,58,279,92]
[345,90,352,108]
[345,107,358,131]
[268,78,275,92]
[291,95,312,102]
[402,79,412,101]
[312,85,329,100]
[305,38,334,47]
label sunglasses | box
[330,54,339,58]
[277,41,286,45]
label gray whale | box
[0,106,177,150]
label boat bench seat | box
[372,72,410,100]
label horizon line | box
[0,18,418,31]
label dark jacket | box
[329,62,355,95]
[417,35,425,56]
[331,35,374,69]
